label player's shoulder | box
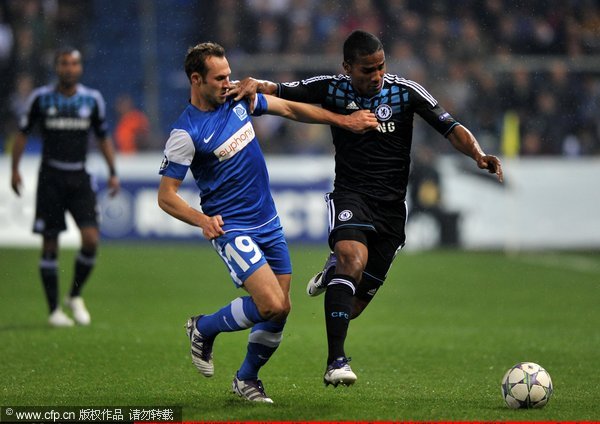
[383,74,436,103]
[171,102,220,142]
[383,74,428,91]
[21,84,54,115]
[172,104,200,135]
[29,84,55,100]
[230,97,253,116]
[384,73,416,87]
[76,84,106,103]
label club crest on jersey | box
[233,104,248,121]
[375,104,392,121]
[338,210,353,222]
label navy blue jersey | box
[278,74,459,202]
[159,94,278,232]
[19,83,108,166]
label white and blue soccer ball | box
[501,362,553,409]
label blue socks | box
[196,296,264,339]
[194,295,287,381]
[237,320,285,381]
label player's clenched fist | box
[345,110,379,134]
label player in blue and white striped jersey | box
[157,42,377,403]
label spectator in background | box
[0,4,15,146]
[530,90,569,155]
[10,72,35,118]
[53,0,92,47]
[409,145,442,215]
[114,94,151,154]
[3,0,600,157]
[1,72,35,154]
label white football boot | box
[232,374,274,403]
[323,357,357,387]
[65,296,91,325]
[306,252,337,296]
[48,308,75,327]
[185,315,214,377]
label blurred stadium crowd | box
[1,0,600,157]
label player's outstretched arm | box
[230,77,277,100]
[229,77,278,113]
[448,125,504,182]
[264,95,378,134]
[158,176,225,240]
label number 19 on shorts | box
[212,233,270,286]
[224,236,262,271]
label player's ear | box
[342,61,351,74]
[191,72,202,86]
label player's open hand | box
[229,77,259,111]
[201,214,225,240]
[477,154,504,183]
[108,175,120,197]
[345,110,379,134]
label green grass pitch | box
[1,245,599,421]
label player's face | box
[345,49,386,98]
[55,52,83,87]
[197,56,232,109]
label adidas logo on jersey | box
[346,101,359,110]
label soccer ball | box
[501,362,553,409]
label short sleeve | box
[159,129,195,179]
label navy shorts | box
[325,191,407,283]
[33,166,98,237]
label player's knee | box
[258,298,290,321]
[81,228,99,250]
[336,250,367,276]
[273,302,291,322]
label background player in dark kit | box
[11,47,119,327]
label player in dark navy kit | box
[11,47,119,327]
[232,30,503,387]
[157,42,377,403]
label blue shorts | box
[211,216,292,287]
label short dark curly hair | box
[54,46,81,65]
[343,30,383,64]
